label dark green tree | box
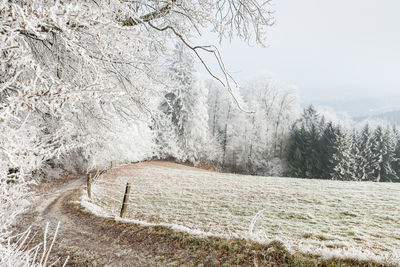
[319,122,339,179]
[329,127,355,181]
[356,124,375,181]
[287,105,324,178]
[287,126,307,177]
[391,126,400,182]
[371,126,397,182]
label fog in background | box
[195,0,400,117]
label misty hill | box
[355,110,400,125]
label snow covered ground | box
[83,161,400,265]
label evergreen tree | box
[304,122,323,178]
[287,108,400,182]
[356,124,375,181]
[287,126,307,177]
[371,126,397,182]
[391,126,400,182]
[319,122,338,179]
[381,127,397,182]
[329,127,355,181]
[287,105,323,178]
[349,130,361,180]
[301,105,321,131]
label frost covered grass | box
[86,161,400,265]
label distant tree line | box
[156,45,300,176]
[159,46,399,183]
[287,106,400,182]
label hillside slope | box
[84,161,400,265]
[13,162,399,266]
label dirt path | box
[13,176,171,266]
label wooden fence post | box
[87,173,92,199]
[120,183,131,218]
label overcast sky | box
[195,0,400,116]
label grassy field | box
[84,161,400,265]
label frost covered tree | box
[1,0,275,177]
[206,79,236,167]
[349,129,361,180]
[329,127,355,181]
[371,127,397,182]
[236,75,299,175]
[1,0,166,178]
[390,127,400,182]
[355,125,375,181]
[242,75,299,160]
[207,81,231,136]
[320,122,358,180]
[319,122,338,179]
[161,44,213,163]
[207,74,300,175]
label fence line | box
[89,176,356,217]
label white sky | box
[195,0,400,116]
